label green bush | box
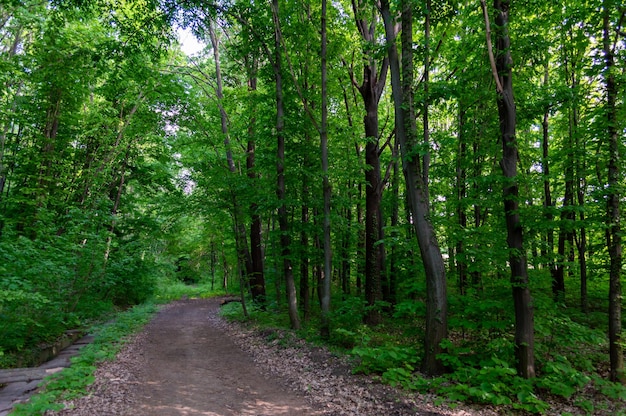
[352,345,419,375]
[0,227,162,360]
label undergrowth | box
[344,310,626,415]
[154,278,229,303]
[221,291,626,415]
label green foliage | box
[154,278,220,303]
[448,291,512,334]
[0,230,165,361]
[593,376,626,401]
[329,296,366,326]
[392,299,426,320]
[154,278,229,304]
[535,312,606,373]
[218,301,247,321]
[10,303,158,415]
[536,355,590,398]
[352,345,419,376]
[105,244,159,306]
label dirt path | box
[131,298,320,415]
[47,298,495,416]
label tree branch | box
[480,0,503,94]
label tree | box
[349,0,389,325]
[380,0,448,376]
[319,0,332,338]
[271,0,300,330]
[206,21,259,305]
[603,0,624,384]
[0,0,181,355]
[482,0,535,378]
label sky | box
[177,27,205,56]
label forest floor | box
[41,298,526,415]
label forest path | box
[47,298,473,416]
[128,298,322,416]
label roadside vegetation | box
[220,283,626,415]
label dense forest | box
[1,0,625,412]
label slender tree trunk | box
[568,60,589,314]
[300,198,311,322]
[576,192,588,314]
[341,205,352,297]
[603,1,623,384]
[248,144,265,304]
[422,0,431,201]
[246,71,266,305]
[209,23,254,297]
[471,136,483,288]
[540,63,558,288]
[380,0,448,376]
[541,103,556,271]
[486,0,535,378]
[272,0,300,330]
[356,180,364,296]
[456,107,468,294]
[319,0,332,339]
[210,240,217,291]
[388,141,400,304]
[554,141,575,301]
[340,85,356,297]
[363,110,383,324]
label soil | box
[131,298,321,415]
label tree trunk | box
[422,0,431,202]
[248,142,266,304]
[246,70,266,305]
[319,0,332,338]
[272,0,300,330]
[456,107,468,294]
[554,140,575,301]
[603,1,624,384]
[388,141,400,305]
[540,64,558,288]
[351,0,388,326]
[300,198,311,322]
[380,0,448,376]
[209,22,254,297]
[488,0,535,378]
[471,136,483,288]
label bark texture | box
[351,0,388,325]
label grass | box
[153,277,230,303]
